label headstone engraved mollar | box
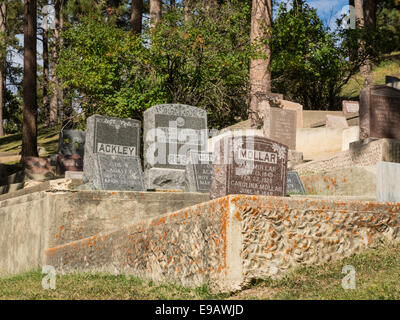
[359,85,400,140]
[185,151,213,193]
[210,135,288,199]
[144,104,208,190]
[262,101,297,150]
[83,115,145,190]
[286,171,306,195]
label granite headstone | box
[143,104,208,189]
[210,135,288,199]
[386,76,400,90]
[359,85,400,140]
[56,154,83,175]
[263,101,297,150]
[83,115,145,191]
[58,130,86,156]
[185,151,213,193]
[280,100,303,128]
[326,115,349,129]
[342,100,360,116]
[286,171,306,195]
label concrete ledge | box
[45,195,400,293]
[0,189,209,275]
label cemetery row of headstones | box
[55,103,302,199]
[49,81,399,199]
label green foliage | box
[271,1,355,109]
[57,1,252,129]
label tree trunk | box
[170,0,175,10]
[363,0,376,27]
[43,22,49,126]
[22,0,38,158]
[249,0,272,128]
[150,0,162,29]
[130,0,143,33]
[49,0,61,126]
[184,0,190,21]
[354,0,364,26]
[0,2,6,137]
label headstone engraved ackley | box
[144,104,207,189]
[210,135,288,199]
[185,151,213,193]
[83,115,144,190]
[359,85,400,140]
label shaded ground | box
[1,241,400,300]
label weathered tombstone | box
[326,115,349,129]
[377,161,400,203]
[210,134,288,199]
[185,151,213,193]
[280,100,303,128]
[23,157,54,179]
[359,85,400,140]
[83,115,145,191]
[262,101,297,150]
[386,76,400,90]
[342,100,360,116]
[56,154,83,175]
[143,104,208,190]
[286,171,306,195]
[58,130,86,156]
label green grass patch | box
[341,54,400,99]
[0,271,228,300]
[2,241,400,300]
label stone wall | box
[299,167,376,197]
[295,139,400,175]
[45,195,400,293]
[0,185,209,275]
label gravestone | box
[83,115,145,191]
[359,85,400,140]
[23,157,54,180]
[326,115,349,129]
[263,101,297,150]
[377,161,400,203]
[185,151,213,193]
[342,100,360,116]
[143,104,208,190]
[286,171,306,195]
[58,130,86,156]
[56,154,83,175]
[386,76,400,90]
[280,100,303,128]
[210,134,288,199]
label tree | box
[249,0,272,128]
[130,0,143,33]
[150,0,162,29]
[0,1,6,136]
[49,0,61,125]
[42,2,50,126]
[22,0,38,158]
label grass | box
[0,125,60,157]
[1,241,400,300]
[231,240,400,300]
[341,52,400,99]
[0,271,229,300]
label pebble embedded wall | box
[45,195,400,293]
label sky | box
[12,0,350,72]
